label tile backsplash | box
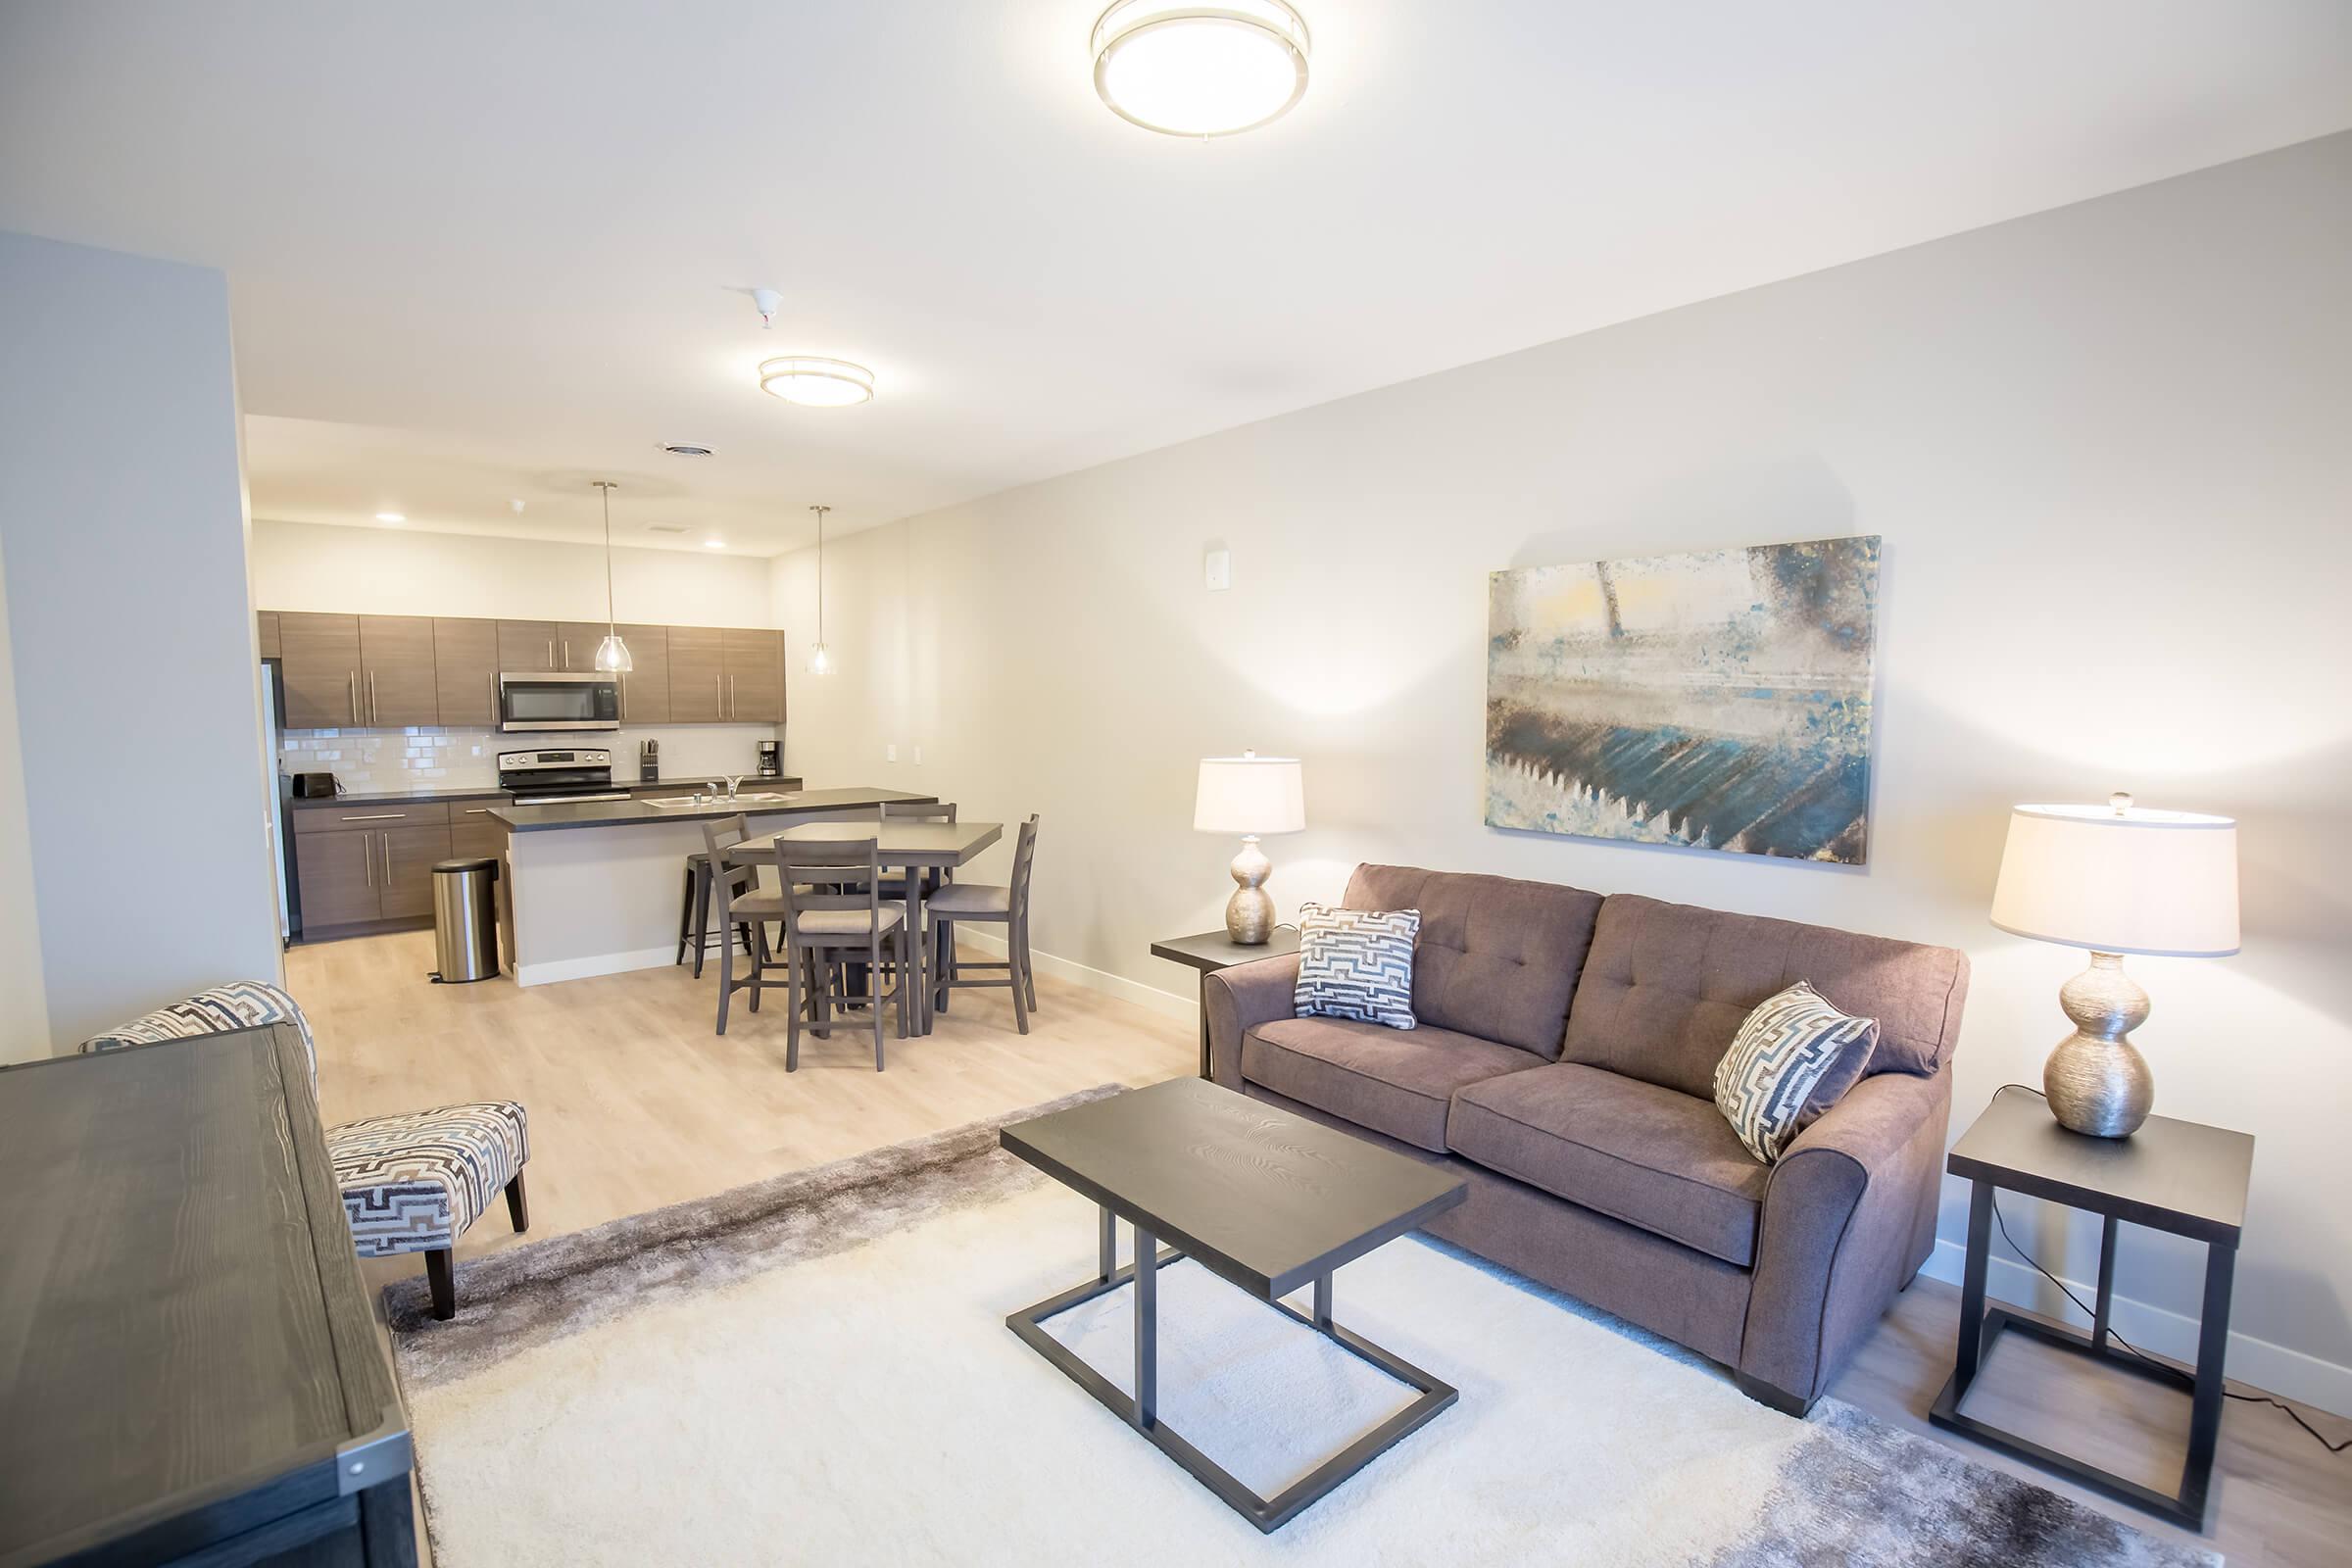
[278,724,783,794]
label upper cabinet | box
[723,628,786,723]
[433,617,499,726]
[614,624,670,724]
[268,609,784,730]
[665,626,724,723]
[496,620,560,673]
[278,612,365,728]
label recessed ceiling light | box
[374,512,406,524]
[703,538,726,550]
[661,443,714,457]
[1092,0,1310,138]
[758,357,875,408]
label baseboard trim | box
[512,946,679,988]
[950,929,1195,1022]
[1917,1238,2352,1420]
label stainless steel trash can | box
[429,856,500,983]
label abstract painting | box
[1486,535,1880,863]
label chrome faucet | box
[724,774,746,801]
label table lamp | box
[1194,751,1305,944]
[1988,792,2239,1137]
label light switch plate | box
[1204,548,1232,592]
[886,744,897,762]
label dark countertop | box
[286,775,803,809]
[491,785,933,833]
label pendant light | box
[807,504,833,676]
[590,480,633,673]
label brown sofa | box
[1202,863,1970,1414]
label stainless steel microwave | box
[497,671,620,732]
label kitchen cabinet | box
[256,610,280,660]
[723,628,786,722]
[434,616,500,725]
[277,612,364,728]
[558,621,614,672]
[378,823,454,919]
[292,804,453,932]
[666,625,725,723]
[614,623,670,723]
[497,619,561,673]
[449,806,506,862]
[293,829,378,928]
[359,613,438,727]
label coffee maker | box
[757,741,781,778]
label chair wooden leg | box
[505,1171,529,1233]
[424,1248,456,1321]
[1008,931,1030,1035]
[785,942,804,1070]
[676,866,695,966]
[1021,913,1039,1010]
[714,911,736,1035]
[748,923,764,1013]
[691,862,712,979]
[870,935,887,1071]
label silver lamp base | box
[2042,951,2155,1138]
[1224,835,1275,945]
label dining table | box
[736,817,1004,1036]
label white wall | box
[0,529,52,1061]
[773,134,2352,1411]
[252,518,777,627]
[0,230,283,1052]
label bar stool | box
[704,816,791,1035]
[676,850,755,976]
[928,814,1040,1034]
[767,836,914,1071]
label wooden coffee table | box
[1001,1077,1467,1532]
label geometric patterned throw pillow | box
[1293,902,1419,1031]
[1713,980,1881,1164]
[80,980,318,1084]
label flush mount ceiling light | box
[1091,0,1310,138]
[374,511,406,524]
[758,357,875,408]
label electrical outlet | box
[886,744,897,762]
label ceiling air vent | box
[645,522,689,535]
[661,443,713,457]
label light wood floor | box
[292,931,2349,1566]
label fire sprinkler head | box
[752,287,783,328]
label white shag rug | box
[388,1092,2214,1568]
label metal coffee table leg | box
[1007,1217,1456,1534]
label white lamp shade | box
[1989,802,2239,957]
[1194,755,1304,836]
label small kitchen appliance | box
[291,772,340,799]
[757,741,781,778]
[497,749,625,805]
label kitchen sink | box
[645,792,798,808]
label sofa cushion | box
[1242,1016,1541,1152]
[1341,864,1603,1058]
[1294,902,1420,1029]
[1563,894,1970,1099]
[1447,1062,1771,1266]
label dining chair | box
[927,813,1040,1034]
[703,815,789,1036]
[768,836,914,1071]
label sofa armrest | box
[1200,953,1302,1089]
[1737,1066,1953,1412]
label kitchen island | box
[488,786,935,986]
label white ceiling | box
[4,2,2348,557]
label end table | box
[1929,1084,2253,1531]
[1151,927,1301,1078]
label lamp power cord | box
[1987,1193,2348,1455]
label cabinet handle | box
[464,808,489,814]
[349,671,359,724]
[716,673,722,715]
[546,638,555,667]
[363,832,374,888]
[341,812,407,821]
[729,674,737,718]
[619,672,627,720]
[562,638,570,668]
[368,668,378,724]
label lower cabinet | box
[293,805,454,934]
[449,808,506,862]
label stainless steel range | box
[498,749,627,805]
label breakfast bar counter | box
[489,786,935,985]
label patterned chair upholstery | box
[83,981,530,1320]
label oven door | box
[498,672,621,732]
